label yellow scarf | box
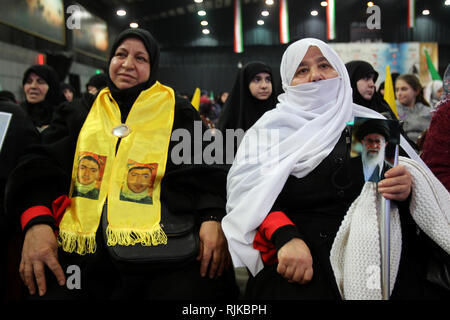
[58,82,175,255]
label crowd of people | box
[0,27,449,301]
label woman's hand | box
[277,238,313,284]
[378,164,412,201]
[19,224,66,296]
[197,220,231,278]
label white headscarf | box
[423,80,443,109]
[222,38,426,276]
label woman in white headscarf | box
[423,80,444,110]
[222,38,450,300]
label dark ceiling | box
[75,0,450,50]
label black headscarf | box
[21,64,62,128]
[218,62,277,132]
[345,60,396,119]
[86,73,108,92]
[107,28,160,122]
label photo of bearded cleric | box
[72,152,107,200]
[120,161,158,205]
[352,117,400,183]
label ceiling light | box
[445,0,450,6]
[129,22,139,28]
[201,20,208,26]
[261,10,269,16]
[422,9,430,15]
[367,2,374,7]
[194,0,203,3]
[265,0,274,5]
[198,10,207,16]
[320,1,328,6]
[257,19,264,25]
[116,9,126,16]
[311,10,318,16]
[202,28,210,35]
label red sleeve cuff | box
[20,195,72,231]
[253,211,295,266]
[258,211,295,241]
[20,206,53,231]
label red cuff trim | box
[51,195,71,226]
[253,211,294,266]
[20,195,72,231]
[258,211,294,241]
[20,206,53,231]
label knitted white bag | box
[330,156,450,300]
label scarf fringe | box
[106,225,168,247]
[58,230,97,255]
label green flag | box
[424,49,442,81]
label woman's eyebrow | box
[315,56,329,63]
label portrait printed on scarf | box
[120,160,158,205]
[72,152,107,200]
[351,117,400,183]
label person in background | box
[199,95,216,129]
[60,83,76,102]
[421,64,450,191]
[212,92,228,126]
[218,61,277,160]
[345,60,396,119]
[377,81,385,97]
[423,80,444,110]
[41,74,109,144]
[0,95,40,299]
[21,65,63,132]
[85,73,108,96]
[0,91,17,104]
[395,74,431,147]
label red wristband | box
[20,206,53,231]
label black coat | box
[0,101,40,234]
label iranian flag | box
[408,0,415,28]
[234,0,243,53]
[279,0,290,44]
[327,0,336,40]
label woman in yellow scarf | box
[6,28,237,300]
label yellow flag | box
[384,65,398,119]
[191,87,201,111]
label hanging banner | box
[279,0,290,44]
[327,0,336,40]
[408,0,415,28]
[234,0,243,53]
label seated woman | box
[395,74,432,146]
[21,65,63,132]
[222,38,450,300]
[6,28,237,300]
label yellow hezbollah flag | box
[191,87,201,111]
[384,65,398,119]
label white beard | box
[361,144,386,181]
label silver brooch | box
[112,124,131,138]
